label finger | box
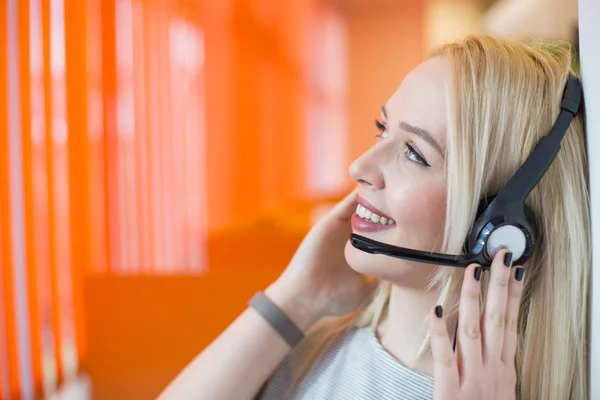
[331,188,359,221]
[482,249,513,361]
[457,264,483,379]
[501,266,525,363]
[430,306,459,397]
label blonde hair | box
[294,35,590,400]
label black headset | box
[350,74,582,268]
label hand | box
[266,189,377,331]
[429,249,524,399]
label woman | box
[159,35,590,400]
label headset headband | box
[493,74,582,206]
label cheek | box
[392,187,447,249]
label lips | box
[351,194,396,233]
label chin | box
[344,240,437,287]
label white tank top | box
[258,326,435,400]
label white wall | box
[579,0,600,398]
[484,0,578,40]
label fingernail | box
[474,266,482,281]
[515,267,525,281]
[435,305,443,318]
[504,252,513,267]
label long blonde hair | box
[296,35,590,400]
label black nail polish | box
[515,267,525,281]
[474,266,482,281]
[504,252,513,267]
[435,305,443,318]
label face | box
[344,57,449,288]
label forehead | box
[385,57,448,149]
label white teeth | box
[358,206,366,218]
[354,204,394,226]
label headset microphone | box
[350,74,582,268]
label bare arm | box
[157,284,319,400]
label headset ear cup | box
[463,196,497,254]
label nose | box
[349,148,385,190]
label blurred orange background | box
[0,0,579,398]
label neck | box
[376,284,440,376]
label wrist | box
[264,282,321,332]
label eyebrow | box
[381,105,444,157]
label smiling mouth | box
[355,204,396,226]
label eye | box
[404,142,431,167]
[374,119,388,139]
